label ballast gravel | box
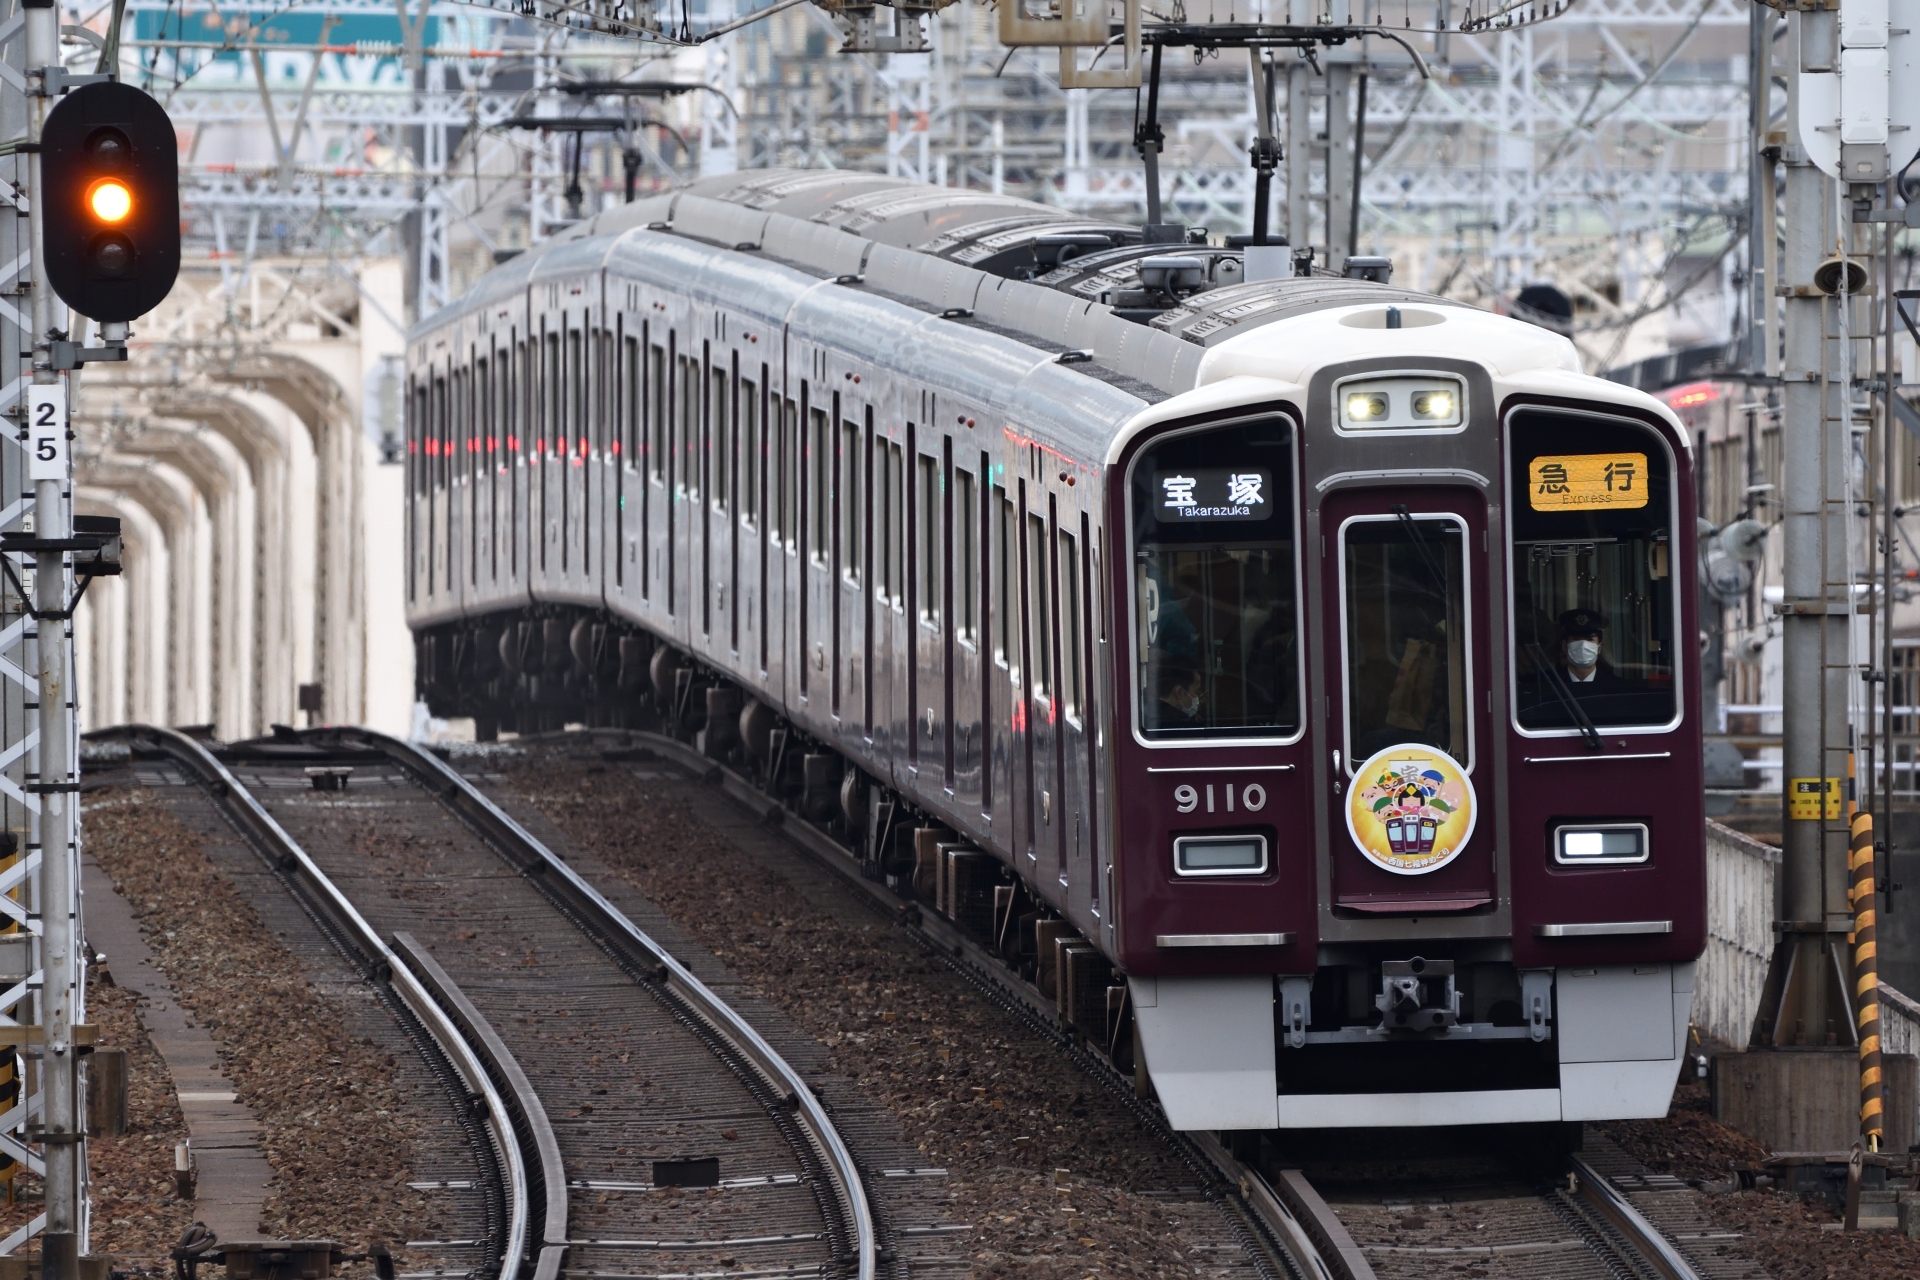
[83,788,443,1264]
[490,740,1260,1278]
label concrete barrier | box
[1698,817,1919,1144]
[1699,820,1780,1048]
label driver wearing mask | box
[1558,609,1611,684]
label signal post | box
[8,5,176,1273]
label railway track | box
[101,724,878,1280]
[509,726,1750,1280]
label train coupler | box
[1375,957,1460,1032]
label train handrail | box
[1569,1154,1702,1280]
[335,727,879,1280]
[99,725,535,1280]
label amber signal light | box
[40,82,180,323]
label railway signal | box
[40,80,179,323]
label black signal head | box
[42,82,180,323]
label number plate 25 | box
[26,385,67,481]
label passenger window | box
[741,379,759,526]
[1342,514,1468,764]
[678,357,700,494]
[1028,512,1050,697]
[1130,416,1299,740]
[1060,527,1082,717]
[569,330,584,460]
[956,468,978,642]
[648,344,666,480]
[544,333,560,463]
[886,442,905,605]
[1509,410,1676,731]
[785,397,800,548]
[994,487,1014,669]
[810,408,830,564]
[624,337,640,468]
[712,366,730,511]
[842,420,861,582]
[919,455,942,629]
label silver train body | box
[408,170,1705,1131]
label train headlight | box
[1346,392,1388,421]
[1336,375,1465,431]
[1173,834,1270,877]
[1553,823,1649,865]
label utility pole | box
[1729,0,1916,1153]
[22,1,79,1274]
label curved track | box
[581,726,1734,1280]
[105,724,877,1280]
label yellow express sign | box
[1528,453,1650,511]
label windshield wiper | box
[1393,504,1451,592]
[1526,642,1603,752]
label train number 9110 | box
[1173,782,1268,815]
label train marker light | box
[1553,824,1648,865]
[41,82,181,323]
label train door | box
[1319,484,1497,912]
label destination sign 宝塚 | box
[1156,468,1272,521]
[1528,452,1649,511]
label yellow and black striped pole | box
[1848,762,1885,1150]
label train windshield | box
[1342,515,1469,763]
[1508,409,1677,731]
[1130,418,1299,741]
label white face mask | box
[1566,639,1600,668]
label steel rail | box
[98,725,543,1280]
[1569,1154,1704,1280]
[606,727,1323,1280]
[322,726,879,1280]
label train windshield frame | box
[1505,405,1681,736]
[1126,414,1303,746]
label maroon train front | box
[408,170,1706,1131]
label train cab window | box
[1341,514,1469,763]
[1129,417,1300,741]
[1509,409,1676,731]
